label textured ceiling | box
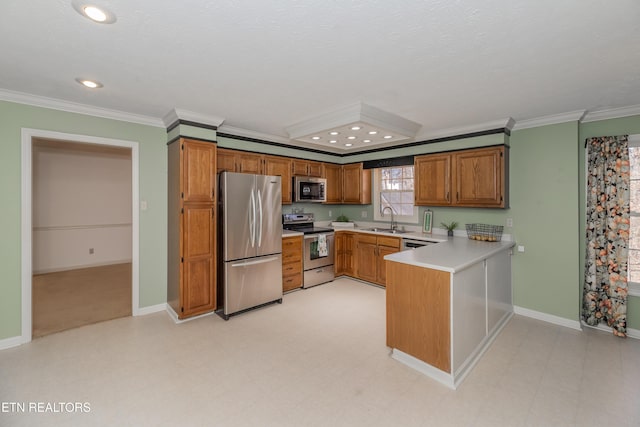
[1,0,639,153]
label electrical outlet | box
[140,200,148,211]
[506,218,513,227]
[361,211,367,218]
[518,245,525,253]
[89,248,94,254]
[329,210,332,217]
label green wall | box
[0,101,167,341]
[509,122,581,320]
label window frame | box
[372,166,419,224]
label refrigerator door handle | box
[257,189,263,247]
[231,256,279,268]
[249,188,256,247]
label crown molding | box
[0,88,164,128]
[511,110,587,131]
[162,108,225,129]
[217,124,291,145]
[582,104,640,123]
[414,117,514,141]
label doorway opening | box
[21,129,140,343]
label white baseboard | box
[0,335,24,351]
[165,304,216,324]
[134,303,166,316]
[582,321,640,340]
[513,306,582,331]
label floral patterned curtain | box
[583,135,629,337]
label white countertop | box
[384,237,515,273]
[282,230,303,237]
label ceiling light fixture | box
[384,135,393,139]
[329,131,339,135]
[351,126,361,130]
[345,143,353,147]
[329,140,337,143]
[75,78,103,88]
[363,139,371,143]
[311,136,321,140]
[72,1,117,24]
[368,131,378,135]
[347,136,356,140]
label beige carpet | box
[32,263,132,338]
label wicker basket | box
[465,223,503,242]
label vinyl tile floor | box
[1,278,639,426]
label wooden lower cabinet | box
[335,231,355,276]
[282,235,303,292]
[354,233,401,286]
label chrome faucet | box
[382,206,396,231]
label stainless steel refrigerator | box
[219,172,283,319]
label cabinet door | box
[238,152,263,174]
[323,163,343,204]
[182,139,216,202]
[292,160,310,176]
[264,155,292,204]
[182,204,215,317]
[334,232,346,275]
[307,161,323,177]
[344,233,355,276]
[216,148,237,173]
[342,163,371,204]
[414,154,451,206]
[376,236,401,286]
[454,147,504,207]
[355,235,378,282]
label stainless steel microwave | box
[294,177,326,203]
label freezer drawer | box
[303,264,335,288]
[223,254,283,317]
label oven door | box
[303,233,334,270]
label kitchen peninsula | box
[384,238,515,389]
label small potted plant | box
[441,221,458,237]
[331,214,354,228]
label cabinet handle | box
[446,191,449,201]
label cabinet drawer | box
[282,263,301,276]
[283,251,302,263]
[377,236,401,249]
[283,273,302,292]
[357,234,377,245]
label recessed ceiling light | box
[72,1,117,24]
[368,131,378,135]
[351,126,361,131]
[384,135,393,139]
[329,140,337,143]
[345,143,353,147]
[329,131,339,135]
[347,136,356,140]
[75,78,103,89]
[311,136,321,140]
[363,139,371,143]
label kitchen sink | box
[364,227,410,234]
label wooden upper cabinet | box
[342,163,371,205]
[414,146,508,208]
[264,155,292,204]
[237,152,263,174]
[292,159,323,177]
[414,154,451,206]
[323,163,343,204]
[454,146,505,207]
[182,139,216,203]
[216,148,238,173]
[216,148,263,174]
